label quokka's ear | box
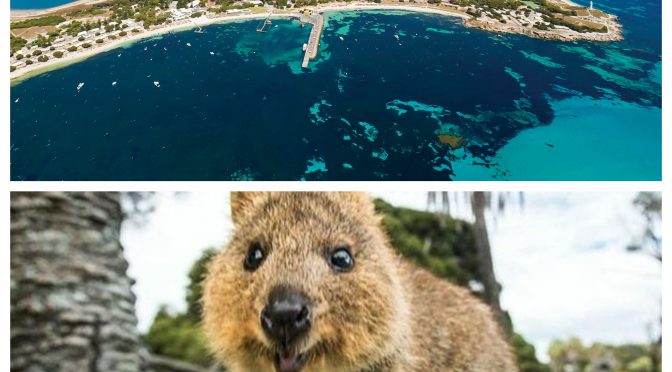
[230,192,267,224]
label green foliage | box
[145,248,218,366]
[82,42,92,48]
[450,0,520,10]
[10,65,16,72]
[186,248,218,322]
[37,55,49,62]
[373,198,480,286]
[53,51,64,58]
[10,15,66,29]
[549,338,659,372]
[67,45,78,52]
[512,333,551,372]
[25,59,33,65]
[144,307,213,366]
[10,35,27,55]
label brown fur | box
[202,192,518,372]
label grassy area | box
[10,15,66,29]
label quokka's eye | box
[329,247,354,272]
[244,242,265,271]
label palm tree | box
[10,192,143,371]
[427,191,523,331]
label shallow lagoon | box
[10,1,661,180]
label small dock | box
[256,12,273,32]
[300,13,324,69]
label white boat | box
[339,36,344,41]
[186,42,192,47]
[112,81,117,86]
[210,51,215,55]
[14,98,19,103]
[76,82,85,91]
[302,43,308,51]
[144,47,148,51]
[394,34,400,41]
[117,53,122,57]
[153,81,160,88]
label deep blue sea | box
[11,0,76,10]
[10,0,661,180]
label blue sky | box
[121,191,661,361]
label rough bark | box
[470,192,507,331]
[10,192,142,372]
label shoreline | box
[11,0,109,19]
[10,2,620,82]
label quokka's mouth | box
[274,351,306,372]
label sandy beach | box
[11,0,109,19]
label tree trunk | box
[10,192,143,372]
[470,192,507,331]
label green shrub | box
[37,55,49,62]
[53,51,64,58]
[25,59,33,65]
[67,46,78,52]
[82,42,92,48]
[32,49,42,56]
[10,15,66,29]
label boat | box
[112,81,117,86]
[76,82,85,91]
[394,34,400,41]
[302,43,308,52]
[144,47,148,51]
[14,98,19,103]
[194,26,204,33]
[117,53,122,57]
[210,51,215,55]
[186,42,192,47]
[153,81,160,88]
[339,36,344,41]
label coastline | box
[10,1,621,82]
[11,0,109,19]
[10,12,276,83]
[11,4,467,82]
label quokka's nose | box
[260,286,312,348]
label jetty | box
[256,9,273,32]
[299,13,324,69]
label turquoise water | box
[11,0,76,10]
[10,1,661,180]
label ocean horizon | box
[10,0,662,180]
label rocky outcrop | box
[10,192,142,372]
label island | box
[10,0,622,80]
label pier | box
[256,10,273,32]
[300,13,324,69]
